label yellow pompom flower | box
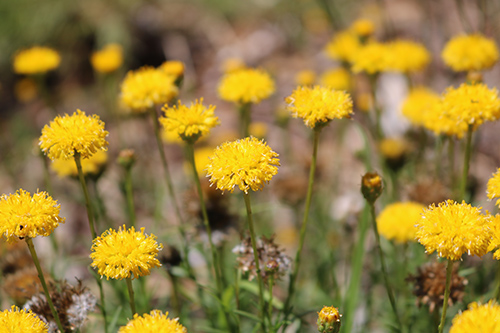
[401,87,440,127]
[377,202,425,243]
[351,41,391,74]
[91,44,123,73]
[450,300,500,333]
[160,99,220,143]
[118,310,186,333]
[423,102,468,138]
[317,306,341,333]
[442,33,499,72]
[39,109,109,161]
[388,40,430,73]
[325,30,362,63]
[488,168,500,207]
[379,138,409,160]
[295,70,316,86]
[13,46,61,75]
[51,150,108,178]
[90,225,163,280]
[285,86,353,129]
[0,305,48,333]
[350,18,375,37]
[218,68,275,104]
[0,189,65,243]
[120,66,178,112]
[415,200,492,260]
[206,137,280,193]
[160,60,185,78]
[320,68,351,91]
[487,214,500,259]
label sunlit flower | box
[317,306,341,333]
[295,70,316,86]
[401,87,440,127]
[423,102,468,138]
[377,202,425,243]
[118,310,186,333]
[90,225,163,280]
[450,300,500,333]
[285,85,353,129]
[160,99,219,143]
[388,40,430,73]
[487,214,500,259]
[0,305,48,333]
[488,169,500,207]
[325,30,362,63]
[13,46,61,75]
[206,137,280,193]
[442,33,499,72]
[379,137,410,160]
[51,150,108,178]
[0,189,64,243]
[120,66,178,112]
[350,19,375,37]
[159,60,185,78]
[351,41,391,74]
[90,44,123,73]
[39,109,109,161]
[320,68,351,91]
[218,68,275,104]
[415,200,492,260]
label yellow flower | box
[388,40,430,73]
[488,169,500,207]
[0,189,65,243]
[487,214,500,259]
[423,102,468,138]
[159,60,185,78]
[249,122,268,139]
[351,41,391,74]
[0,305,48,333]
[51,150,108,178]
[206,137,280,193]
[442,33,499,72]
[285,85,353,129]
[160,99,220,143]
[218,68,275,104]
[377,202,425,243]
[120,66,178,112]
[118,310,186,333]
[415,200,492,260]
[320,68,351,91]
[379,138,409,160]
[13,46,60,75]
[325,30,362,63]
[450,300,500,333]
[91,44,123,73]
[90,225,163,280]
[295,70,316,86]
[39,109,109,161]
[350,19,375,37]
[317,306,341,333]
[401,87,440,127]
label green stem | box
[235,269,242,332]
[438,260,454,333]
[125,278,137,316]
[74,152,97,239]
[268,275,274,331]
[459,125,473,201]
[124,166,136,227]
[239,103,252,138]
[368,203,402,332]
[41,154,59,253]
[167,269,182,317]
[96,275,109,333]
[25,238,65,333]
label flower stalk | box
[438,259,454,333]
[459,124,473,200]
[74,151,97,239]
[126,278,137,316]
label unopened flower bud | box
[117,149,136,169]
[361,172,383,204]
[317,306,341,333]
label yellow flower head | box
[488,169,500,207]
[450,300,500,333]
[51,150,108,178]
[0,305,48,333]
[320,68,351,91]
[442,33,499,72]
[118,310,186,333]
[388,40,430,73]
[318,306,341,324]
[325,30,362,63]
[206,137,280,193]
[295,70,316,86]
[160,60,185,78]
[13,46,61,75]
[377,202,425,243]
[423,102,468,138]
[415,200,492,260]
[351,41,391,74]
[90,225,163,280]
[120,66,178,112]
[285,86,353,129]
[350,19,375,37]
[39,109,109,161]
[249,122,268,139]
[379,138,409,160]
[401,87,440,127]
[91,44,123,74]
[218,68,275,104]
[160,99,220,143]
[487,214,500,259]
[0,189,65,243]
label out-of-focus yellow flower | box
[361,172,383,204]
[423,102,468,138]
[13,46,60,75]
[0,305,48,332]
[415,200,492,261]
[160,99,219,143]
[206,137,280,193]
[325,30,362,63]
[350,19,375,37]
[351,41,391,74]
[249,122,268,139]
[221,58,246,73]
[295,70,316,86]
[120,67,178,113]
[388,40,430,73]
[285,85,353,129]
[39,109,109,161]
[160,60,184,78]
[14,78,38,103]
[0,189,65,243]
[379,137,409,160]
[218,68,275,104]
[487,169,500,207]
[377,202,424,243]
[487,214,500,259]
[118,310,186,333]
[90,225,162,280]
[317,306,341,333]
[401,87,440,127]
[91,44,123,74]
[450,300,500,333]
[356,92,373,113]
[320,68,351,91]
[442,33,499,72]
[51,150,108,178]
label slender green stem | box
[368,74,382,140]
[125,278,137,316]
[438,260,454,333]
[239,103,252,138]
[124,166,136,227]
[459,125,473,201]
[268,276,274,331]
[448,137,456,187]
[74,152,97,239]
[96,275,109,333]
[368,203,402,332]
[25,238,65,333]
[235,268,242,331]
[243,192,267,332]
[167,269,181,316]
[41,154,59,253]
